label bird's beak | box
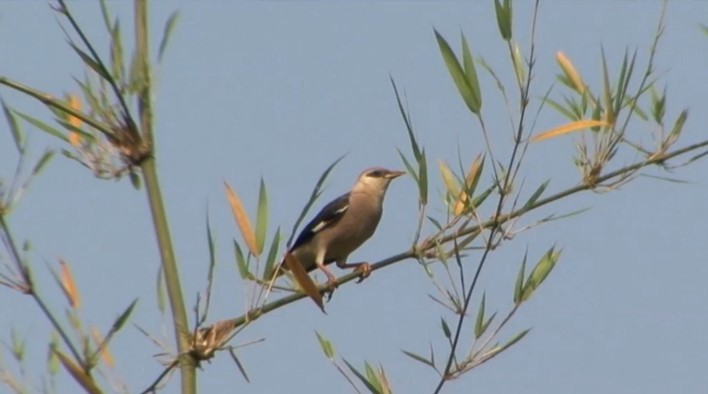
[385,170,407,179]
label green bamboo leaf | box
[523,180,550,210]
[401,349,435,368]
[314,331,336,360]
[435,29,481,114]
[650,87,666,125]
[668,110,688,142]
[470,185,494,208]
[460,34,481,111]
[47,332,60,376]
[365,362,382,391]
[112,299,138,332]
[10,327,25,360]
[701,24,708,36]
[440,317,451,339]
[418,149,428,204]
[514,250,527,304]
[522,247,561,302]
[481,329,530,362]
[233,240,251,280]
[343,358,381,394]
[155,266,166,314]
[511,40,526,87]
[158,11,180,63]
[494,0,512,41]
[2,99,24,153]
[205,214,217,301]
[425,217,442,233]
[543,97,577,121]
[262,228,281,280]
[110,20,125,84]
[287,155,345,247]
[69,43,111,81]
[600,49,614,125]
[255,178,268,255]
[390,77,421,160]
[129,172,141,190]
[31,150,55,176]
[15,112,68,142]
[474,293,486,339]
[396,149,419,184]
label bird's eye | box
[368,170,384,177]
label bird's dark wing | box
[290,192,351,251]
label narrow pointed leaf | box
[418,149,428,204]
[315,331,336,360]
[69,43,111,81]
[514,250,527,304]
[31,150,55,176]
[233,240,251,280]
[523,180,550,210]
[440,317,451,339]
[224,181,259,257]
[158,11,180,62]
[397,149,419,184]
[556,51,585,94]
[460,33,482,111]
[438,160,460,201]
[228,348,251,383]
[59,259,81,309]
[481,328,530,363]
[474,293,486,338]
[454,153,484,214]
[511,40,526,87]
[401,349,435,368]
[255,178,268,255]
[343,359,380,394]
[390,77,421,160]
[287,155,345,247]
[112,299,138,332]
[16,112,68,142]
[109,21,124,83]
[2,100,24,153]
[522,248,560,301]
[435,29,481,114]
[156,266,166,314]
[494,0,512,40]
[284,253,325,313]
[531,119,610,142]
[263,228,281,280]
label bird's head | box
[353,167,406,196]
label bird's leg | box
[336,261,372,283]
[316,263,339,299]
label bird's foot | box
[323,277,339,300]
[355,262,372,283]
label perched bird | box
[278,167,405,287]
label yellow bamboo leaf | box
[284,253,325,313]
[438,160,460,199]
[67,95,83,146]
[556,51,585,94]
[54,349,102,393]
[59,259,81,309]
[224,181,259,257]
[531,120,610,142]
[90,327,115,368]
[454,153,484,215]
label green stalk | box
[134,0,196,392]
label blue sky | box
[2,1,708,393]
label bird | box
[277,167,405,288]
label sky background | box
[2,1,708,393]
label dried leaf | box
[59,259,81,309]
[284,253,325,313]
[224,181,259,257]
[531,119,610,142]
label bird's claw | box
[323,277,338,300]
[355,263,372,283]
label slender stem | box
[0,215,83,364]
[133,0,196,392]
